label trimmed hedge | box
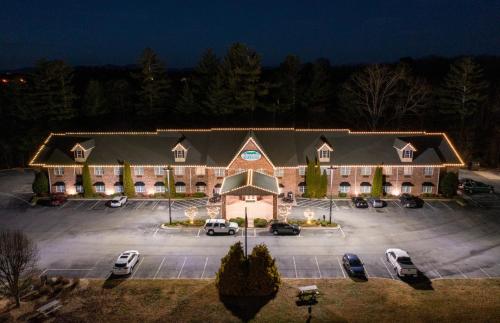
[229,217,245,227]
[253,218,268,228]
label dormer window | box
[319,150,330,159]
[175,150,185,159]
[172,143,187,162]
[75,149,84,159]
[317,142,333,162]
[402,150,413,159]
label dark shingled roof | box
[30,129,463,167]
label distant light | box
[19,78,26,83]
[1,79,8,84]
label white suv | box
[204,219,239,236]
[385,248,418,278]
[112,250,140,275]
[110,196,127,207]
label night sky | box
[1,0,499,70]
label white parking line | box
[177,257,187,279]
[73,201,85,209]
[314,256,322,278]
[337,256,346,278]
[292,256,298,278]
[393,201,402,209]
[152,201,159,210]
[88,201,100,210]
[429,264,443,279]
[131,257,144,278]
[425,201,436,210]
[153,226,160,237]
[339,226,346,238]
[380,257,395,280]
[135,201,145,209]
[253,229,256,237]
[154,257,166,279]
[201,257,208,278]
[364,266,370,278]
[456,266,468,278]
[196,228,202,237]
[479,267,492,278]
[439,201,453,211]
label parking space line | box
[73,201,85,209]
[135,201,145,209]
[292,256,298,278]
[425,201,436,210]
[456,266,468,278]
[131,257,144,278]
[154,257,166,280]
[253,229,256,237]
[479,267,492,278]
[380,257,395,280]
[201,257,208,279]
[339,226,346,238]
[392,201,402,209]
[152,201,159,210]
[153,226,160,237]
[59,201,69,209]
[196,228,202,237]
[364,266,370,278]
[430,264,443,279]
[88,201,100,210]
[439,201,453,211]
[337,256,346,278]
[314,256,322,278]
[177,257,187,279]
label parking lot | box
[0,169,499,283]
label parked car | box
[282,191,294,203]
[112,250,140,276]
[109,196,127,207]
[351,197,368,208]
[367,198,386,208]
[209,194,221,203]
[458,178,475,190]
[342,253,366,277]
[399,194,423,208]
[269,222,301,235]
[204,219,239,235]
[462,181,494,194]
[385,248,418,278]
[44,194,67,206]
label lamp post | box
[329,166,335,224]
[244,207,248,259]
[165,167,172,225]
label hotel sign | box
[241,150,262,161]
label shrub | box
[337,192,347,198]
[82,164,94,198]
[319,220,338,227]
[229,217,245,227]
[192,192,206,198]
[216,242,247,296]
[32,171,49,196]
[440,171,459,197]
[247,244,280,296]
[123,162,135,198]
[253,218,268,228]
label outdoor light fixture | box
[304,208,314,224]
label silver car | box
[368,198,386,208]
[204,219,239,235]
[112,250,140,275]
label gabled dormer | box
[70,139,95,163]
[171,142,188,162]
[393,138,416,162]
[316,136,333,163]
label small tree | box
[247,244,280,296]
[82,164,94,198]
[440,171,459,198]
[165,170,176,198]
[319,169,328,198]
[123,162,135,198]
[372,167,383,197]
[0,230,39,307]
[32,171,48,196]
[216,242,246,296]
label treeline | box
[1,43,499,168]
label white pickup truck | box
[385,248,418,278]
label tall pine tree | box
[83,80,107,117]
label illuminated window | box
[298,183,306,193]
[195,167,205,176]
[135,183,145,193]
[274,168,284,177]
[403,150,413,159]
[154,166,165,176]
[319,150,330,159]
[340,166,351,176]
[175,150,185,159]
[54,167,64,176]
[360,167,371,176]
[383,167,392,175]
[55,184,65,193]
[76,185,83,193]
[134,167,144,176]
[94,167,104,176]
[423,167,433,176]
[174,167,184,176]
[115,185,123,193]
[403,167,412,176]
[75,150,84,158]
[155,185,165,193]
[114,166,123,176]
[402,184,412,193]
[214,168,225,177]
[339,183,350,193]
[298,167,306,176]
[422,185,433,193]
[95,183,105,193]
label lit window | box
[174,150,185,159]
[54,167,64,176]
[422,185,433,194]
[135,184,145,193]
[134,167,144,176]
[403,150,413,159]
[360,167,371,176]
[94,167,104,176]
[176,185,186,193]
[423,167,433,176]
[214,168,225,177]
[403,167,412,176]
[319,150,330,159]
[174,167,184,176]
[298,184,306,193]
[114,167,123,176]
[55,184,65,193]
[75,150,84,158]
[383,167,392,175]
[339,185,350,193]
[402,185,412,193]
[195,167,205,176]
[196,185,205,193]
[95,184,105,193]
[340,166,351,176]
[154,166,165,176]
[298,167,306,176]
[115,185,124,193]
[76,185,83,193]
[360,185,371,193]
[214,185,221,194]
[383,185,392,194]
[155,185,165,193]
[274,168,284,177]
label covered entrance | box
[220,169,280,220]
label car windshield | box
[114,263,127,268]
[398,257,413,265]
[349,258,362,266]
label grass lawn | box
[2,278,497,322]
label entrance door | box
[245,195,257,202]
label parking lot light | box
[304,208,314,224]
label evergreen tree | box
[32,171,49,196]
[439,172,459,198]
[372,167,383,197]
[247,244,281,296]
[31,59,76,122]
[134,48,170,116]
[216,242,247,296]
[220,43,262,118]
[82,164,94,198]
[82,80,107,116]
[440,57,489,150]
[123,162,135,197]
[279,55,301,119]
[107,79,132,115]
[302,59,333,123]
[176,78,197,115]
[165,169,176,197]
[320,169,328,198]
[304,159,316,197]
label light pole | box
[244,207,248,259]
[329,166,335,224]
[165,167,172,225]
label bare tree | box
[341,64,428,130]
[0,230,38,307]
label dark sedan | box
[342,253,366,277]
[351,197,368,208]
[462,181,494,194]
[399,194,423,208]
[269,222,301,235]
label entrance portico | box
[219,169,280,220]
